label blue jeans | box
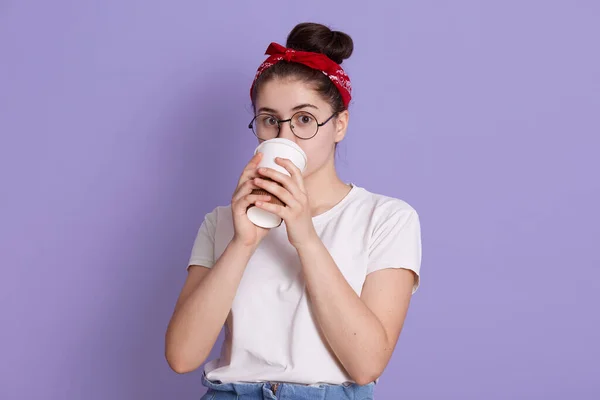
[200,371,375,399]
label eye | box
[296,113,314,125]
[260,115,278,127]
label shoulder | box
[197,204,233,233]
[351,185,419,224]
[204,204,232,222]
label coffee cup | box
[247,138,308,228]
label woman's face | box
[254,78,348,178]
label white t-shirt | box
[187,183,422,385]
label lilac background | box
[1,1,599,399]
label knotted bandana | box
[250,42,352,108]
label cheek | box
[302,138,335,173]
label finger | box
[245,151,263,170]
[274,157,305,192]
[234,163,262,194]
[254,177,299,209]
[233,193,272,214]
[236,152,263,187]
[256,167,301,198]
[254,199,286,219]
[232,179,260,203]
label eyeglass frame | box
[248,111,338,140]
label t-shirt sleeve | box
[367,208,422,293]
[187,208,218,269]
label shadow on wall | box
[74,69,251,399]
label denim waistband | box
[201,371,375,399]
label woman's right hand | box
[230,152,272,248]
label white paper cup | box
[246,138,308,228]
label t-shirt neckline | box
[309,183,360,225]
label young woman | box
[165,22,422,399]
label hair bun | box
[286,22,354,65]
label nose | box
[277,121,296,140]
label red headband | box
[250,42,352,108]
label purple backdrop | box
[1,1,599,399]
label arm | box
[296,240,415,385]
[165,239,256,374]
[251,158,421,384]
[166,152,271,373]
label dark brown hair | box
[251,23,354,113]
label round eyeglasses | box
[248,111,337,140]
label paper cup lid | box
[254,138,308,171]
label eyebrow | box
[257,103,319,114]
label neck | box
[303,156,352,217]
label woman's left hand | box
[253,157,319,250]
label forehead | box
[255,78,326,112]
